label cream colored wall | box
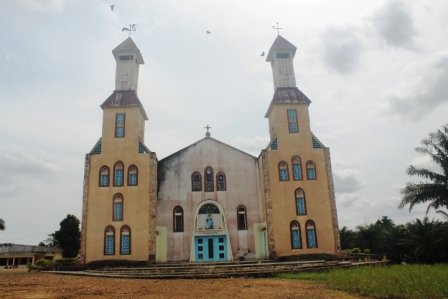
[264,102,338,257]
[83,106,153,264]
[157,138,263,261]
[156,226,167,262]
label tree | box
[0,218,5,231]
[53,214,81,258]
[339,226,357,250]
[399,124,448,213]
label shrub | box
[35,259,55,267]
[54,258,78,265]
[363,249,371,254]
[351,248,361,254]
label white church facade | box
[80,35,340,264]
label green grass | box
[278,264,448,298]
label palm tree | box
[403,217,447,264]
[399,124,448,213]
[0,218,5,231]
[355,224,378,252]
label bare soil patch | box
[0,269,365,299]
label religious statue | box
[205,214,213,229]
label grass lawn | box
[278,264,448,299]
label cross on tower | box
[273,22,283,35]
[204,125,212,137]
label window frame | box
[191,172,202,191]
[99,166,110,187]
[115,113,126,138]
[120,225,131,255]
[216,172,226,191]
[113,161,124,187]
[306,161,317,180]
[204,166,214,192]
[292,156,302,181]
[104,226,115,255]
[306,220,318,248]
[295,188,307,215]
[290,221,302,249]
[287,109,299,133]
[237,205,247,230]
[128,165,138,186]
[278,161,289,181]
[173,206,184,232]
[113,193,123,221]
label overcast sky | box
[1,0,448,245]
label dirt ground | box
[0,269,366,299]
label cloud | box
[320,25,364,75]
[371,0,417,49]
[0,145,61,190]
[231,135,270,156]
[383,51,448,120]
[333,168,366,194]
[17,0,68,12]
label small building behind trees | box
[0,244,62,268]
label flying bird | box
[110,4,114,11]
[261,51,265,56]
[206,30,211,34]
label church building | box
[80,35,340,264]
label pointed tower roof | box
[112,37,144,64]
[266,35,297,62]
[101,90,148,120]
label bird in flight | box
[206,30,211,34]
[110,4,114,11]
[261,51,265,56]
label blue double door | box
[195,236,227,262]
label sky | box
[1,0,448,245]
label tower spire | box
[266,35,297,90]
[112,37,144,93]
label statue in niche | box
[205,214,213,230]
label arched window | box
[278,161,289,181]
[120,225,131,255]
[99,166,110,187]
[217,172,226,191]
[204,167,214,192]
[192,172,202,191]
[113,194,123,221]
[292,156,302,180]
[290,221,302,249]
[306,220,318,248]
[128,165,138,186]
[198,204,219,214]
[295,188,306,215]
[173,206,184,232]
[306,161,316,180]
[104,226,115,255]
[114,161,124,186]
[237,205,247,230]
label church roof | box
[265,87,311,117]
[159,136,257,164]
[101,90,148,120]
[112,37,144,64]
[266,35,297,62]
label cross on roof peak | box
[273,22,283,35]
[204,125,212,137]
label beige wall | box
[82,106,155,264]
[262,102,339,258]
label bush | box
[35,259,55,267]
[54,258,78,265]
[351,248,361,254]
[363,249,371,254]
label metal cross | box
[122,24,137,37]
[273,22,283,35]
[204,125,212,137]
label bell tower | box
[112,37,144,92]
[266,35,297,90]
[259,35,340,260]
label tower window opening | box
[119,55,134,60]
[113,194,123,221]
[276,53,290,59]
[287,109,298,133]
[115,113,125,138]
[292,156,302,181]
[290,221,302,249]
[279,161,289,181]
